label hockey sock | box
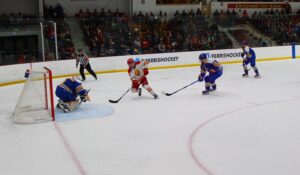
[211,83,216,90]
[243,66,248,74]
[143,84,155,96]
[205,83,210,91]
[131,88,138,93]
[253,66,259,75]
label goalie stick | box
[162,80,198,96]
[109,88,131,103]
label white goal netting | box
[12,68,55,124]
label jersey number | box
[134,69,140,76]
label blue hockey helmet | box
[199,53,207,60]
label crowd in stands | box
[76,8,132,56]
[2,3,300,65]
[44,4,65,20]
[44,4,75,60]
[1,2,67,27]
[0,13,41,28]
[76,8,233,57]
[213,1,300,45]
[250,9,300,45]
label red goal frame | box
[44,67,55,121]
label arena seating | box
[76,8,233,57]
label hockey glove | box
[198,75,204,82]
[79,95,87,102]
[80,89,90,102]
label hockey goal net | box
[12,67,55,124]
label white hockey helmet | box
[244,46,250,52]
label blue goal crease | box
[55,104,114,122]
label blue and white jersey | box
[243,46,256,60]
[58,78,87,97]
[55,78,88,102]
[200,59,223,77]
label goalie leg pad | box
[57,100,71,113]
[69,100,81,111]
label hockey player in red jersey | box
[127,58,159,99]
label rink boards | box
[0,45,299,86]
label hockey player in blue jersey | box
[55,77,90,113]
[241,41,260,78]
[198,53,223,95]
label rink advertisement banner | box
[0,45,295,85]
[227,3,286,9]
[145,56,179,63]
[210,2,300,16]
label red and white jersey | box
[128,60,149,81]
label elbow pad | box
[143,68,149,76]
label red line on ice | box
[188,98,300,175]
[55,123,87,175]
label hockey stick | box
[109,88,131,103]
[162,80,198,96]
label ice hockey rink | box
[1,59,300,175]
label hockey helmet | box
[127,58,134,65]
[244,46,250,52]
[134,58,140,62]
[199,53,207,60]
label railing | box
[0,13,43,29]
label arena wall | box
[0,45,297,86]
[0,0,39,14]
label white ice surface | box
[1,59,300,175]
